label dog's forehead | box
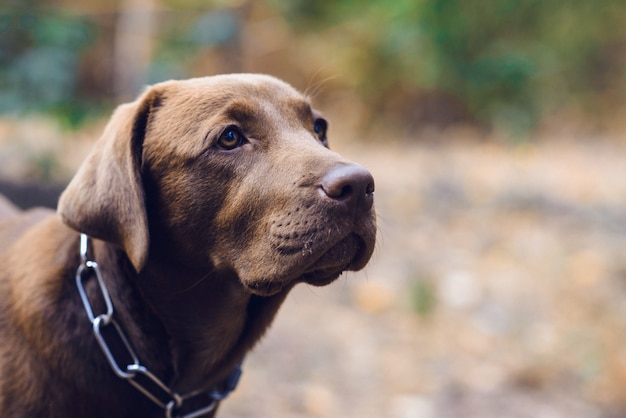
[169,75,306,106]
[157,75,314,126]
[144,75,316,158]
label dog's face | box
[59,74,376,296]
[141,75,376,295]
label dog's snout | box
[321,164,375,212]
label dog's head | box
[58,74,376,296]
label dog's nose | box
[321,164,375,212]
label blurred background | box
[2,0,626,417]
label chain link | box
[75,234,241,417]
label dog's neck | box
[130,248,291,394]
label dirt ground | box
[2,119,626,417]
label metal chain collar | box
[75,234,242,418]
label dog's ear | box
[58,87,162,273]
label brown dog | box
[0,74,376,417]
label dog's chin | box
[242,234,371,297]
[243,280,287,297]
[301,233,365,284]
[305,234,371,276]
[301,268,344,287]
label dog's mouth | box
[243,233,371,297]
[302,233,367,281]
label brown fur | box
[0,74,376,417]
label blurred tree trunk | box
[114,0,155,101]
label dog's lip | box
[345,234,374,271]
[300,233,369,283]
[301,267,345,287]
[243,234,366,296]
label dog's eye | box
[217,127,245,150]
[313,119,327,141]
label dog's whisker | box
[304,67,326,97]
[304,69,338,99]
[173,270,214,294]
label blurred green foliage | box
[0,2,96,127]
[2,0,626,135]
[275,0,626,135]
[147,8,241,83]
[410,278,437,317]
